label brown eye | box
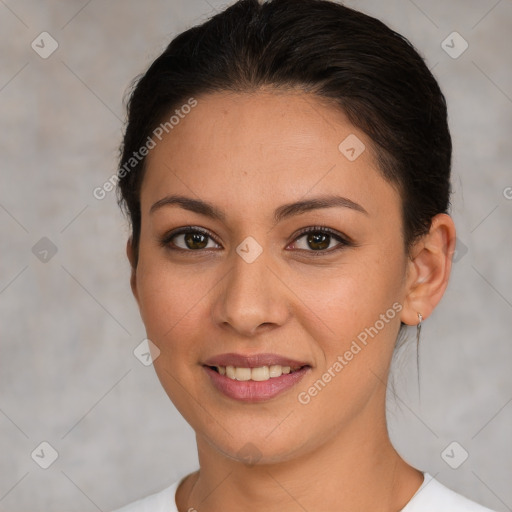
[161,228,220,251]
[304,232,331,251]
[181,232,209,250]
[291,228,348,253]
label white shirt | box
[111,472,497,512]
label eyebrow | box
[149,193,368,223]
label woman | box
[112,0,497,510]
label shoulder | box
[109,477,183,512]
[403,473,497,512]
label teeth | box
[226,366,236,379]
[269,364,282,378]
[251,366,269,381]
[215,364,300,381]
[234,367,251,381]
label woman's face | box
[131,90,411,464]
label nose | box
[212,245,291,337]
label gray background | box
[0,0,511,511]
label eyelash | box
[159,225,353,256]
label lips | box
[202,352,312,402]
[203,352,310,369]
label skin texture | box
[126,90,456,512]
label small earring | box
[416,313,423,395]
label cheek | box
[135,259,212,419]
[136,259,205,342]
[135,252,226,391]
[295,248,404,335]
[290,265,403,428]
[304,255,405,403]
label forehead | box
[141,90,400,220]
[147,89,353,164]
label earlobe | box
[126,238,139,304]
[401,213,456,326]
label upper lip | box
[203,352,310,369]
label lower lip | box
[203,365,310,402]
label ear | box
[126,237,139,305]
[401,213,456,326]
